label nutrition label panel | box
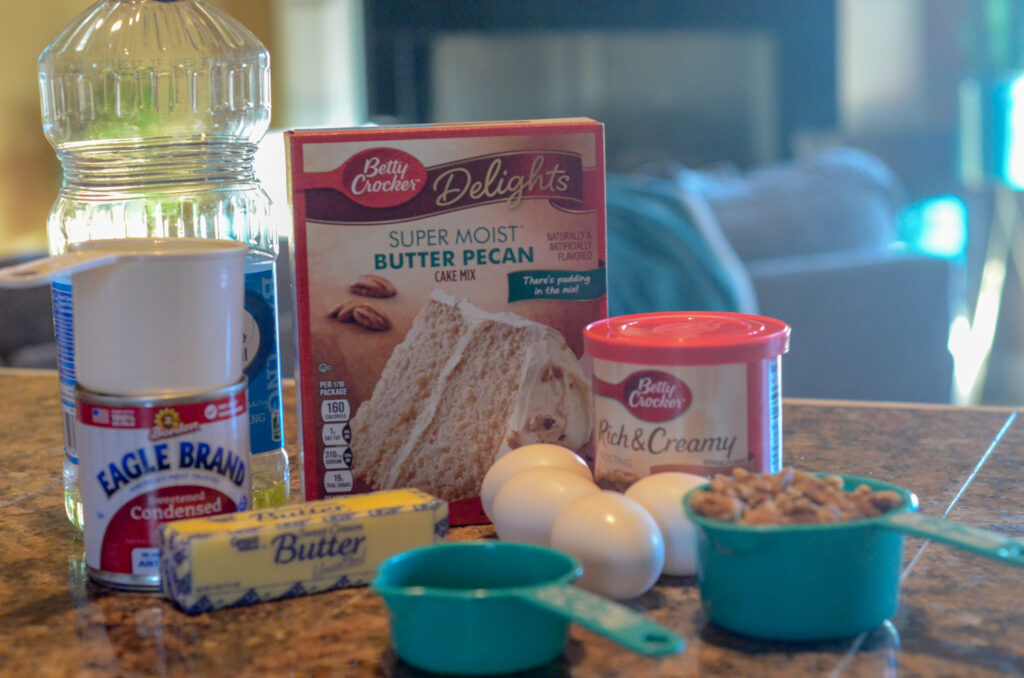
[318,380,353,492]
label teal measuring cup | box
[683,473,1024,641]
[372,541,684,675]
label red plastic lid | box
[584,312,790,366]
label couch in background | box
[0,255,58,369]
[607,147,963,403]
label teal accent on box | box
[507,266,606,302]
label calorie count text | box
[318,393,354,492]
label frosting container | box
[584,312,790,489]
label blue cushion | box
[606,173,751,316]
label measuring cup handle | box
[0,250,120,288]
[883,512,1024,566]
[519,584,684,657]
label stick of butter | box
[160,488,448,614]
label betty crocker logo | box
[594,371,692,422]
[302,149,585,221]
[339,147,427,208]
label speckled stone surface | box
[1,369,1023,677]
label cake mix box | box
[286,119,607,525]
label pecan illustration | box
[351,303,390,331]
[328,300,362,322]
[329,300,390,331]
[349,274,396,298]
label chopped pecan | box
[691,467,905,525]
[742,500,782,525]
[870,490,904,513]
[822,474,845,490]
[690,491,742,522]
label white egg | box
[491,467,599,545]
[481,443,593,520]
[624,472,707,576]
[550,491,665,599]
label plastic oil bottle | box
[38,0,289,528]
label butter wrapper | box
[160,488,448,614]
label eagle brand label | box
[77,382,251,590]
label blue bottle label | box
[52,278,78,465]
[244,261,285,455]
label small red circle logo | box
[623,371,692,422]
[339,147,427,208]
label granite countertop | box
[2,369,1023,677]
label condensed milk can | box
[77,383,251,590]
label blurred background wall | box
[0,0,963,257]
[8,0,1024,407]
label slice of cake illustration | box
[350,289,592,502]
